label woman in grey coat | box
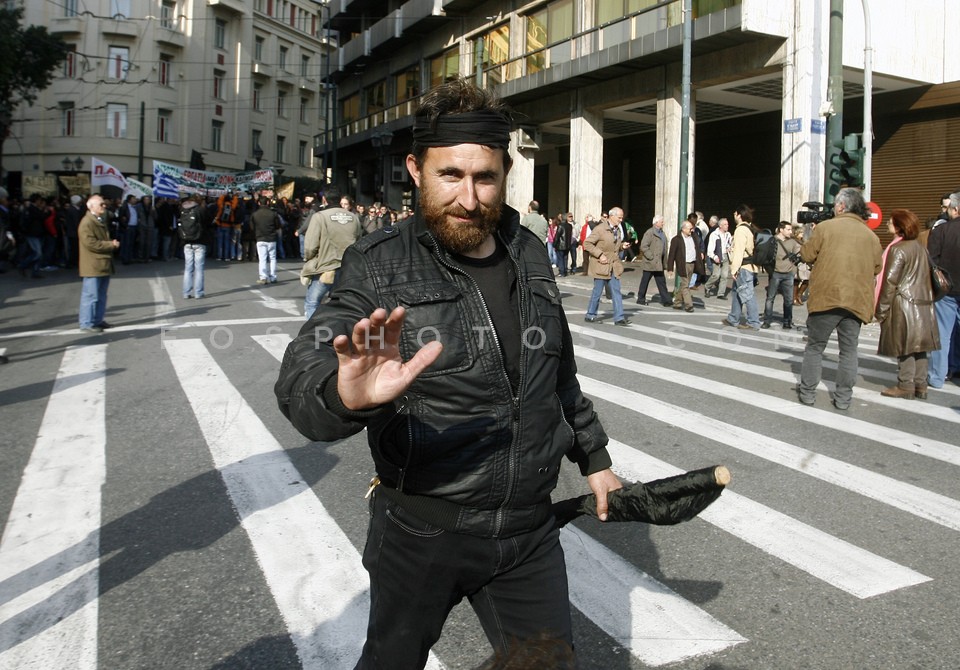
[875,209,941,399]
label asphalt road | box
[1,256,958,670]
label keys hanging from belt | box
[364,476,381,499]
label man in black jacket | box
[928,190,960,387]
[251,196,280,283]
[275,78,621,670]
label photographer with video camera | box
[761,220,802,329]
[796,188,882,410]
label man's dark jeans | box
[764,271,795,324]
[354,491,573,670]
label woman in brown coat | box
[875,209,941,399]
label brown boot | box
[915,384,928,400]
[881,386,915,400]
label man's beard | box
[420,181,503,254]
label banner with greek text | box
[152,160,274,198]
[91,157,129,191]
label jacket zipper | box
[429,237,523,535]
[394,395,412,491]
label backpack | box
[746,230,777,269]
[178,206,203,242]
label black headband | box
[412,110,512,148]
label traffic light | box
[826,133,864,196]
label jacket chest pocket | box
[397,284,474,376]
[527,279,563,357]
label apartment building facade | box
[7,0,334,196]
[325,0,960,231]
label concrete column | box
[780,0,829,221]
[568,92,604,226]
[654,64,694,240]
[506,133,535,214]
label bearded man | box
[275,78,621,670]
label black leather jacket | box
[275,205,611,538]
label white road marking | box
[571,326,960,466]
[148,275,176,324]
[164,339,443,670]
[596,436,932,599]
[0,345,107,670]
[249,288,302,316]
[562,526,747,666]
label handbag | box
[928,250,952,301]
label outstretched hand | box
[333,306,443,410]
[586,468,623,522]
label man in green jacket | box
[78,194,120,333]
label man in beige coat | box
[301,186,362,319]
[78,194,120,333]
[583,207,632,325]
[797,188,883,409]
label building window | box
[214,19,226,50]
[253,83,262,111]
[365,80,386,116]
[275,135,286,163]
[60,102,75,137]
[252,129,262,159]
[340,93,360,125]
[108,46,130,81]
[64,0,79,17]
[160,0,177,29]
[395,66,420,104]
[299,140,308,167]
[158,109,172,143]
[109,0,131,18]
[212,120,224,151]
[279,45,288,71]
[277,90,287,117]
[429,46,459,89]
[107,103,127,138]
[63,46,77,79]
[476,23,510,85]
[526,0,574,74]
[300,97,308,123]
[255,36,264,61]
[158,55,172,87]
[301,54,310,78]
[213,70,225,99]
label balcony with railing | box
[334,0,749,144]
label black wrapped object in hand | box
[553,465,730,528]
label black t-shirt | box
[451,240,521,393]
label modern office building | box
[325,0,960,231]
[7,0,334,195]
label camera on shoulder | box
[796,201,833,224]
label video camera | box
[796,201,833,225]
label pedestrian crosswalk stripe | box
[562,526,747,666]
[0,345,107,670]
[571,328,960,467]
[578,373,960,533]
[249,288,301,316]
[149,275,176,323]
[651,320,960,411]
[596,435,932,599]
[163,339,445,670]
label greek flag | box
[153,170,180,199]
